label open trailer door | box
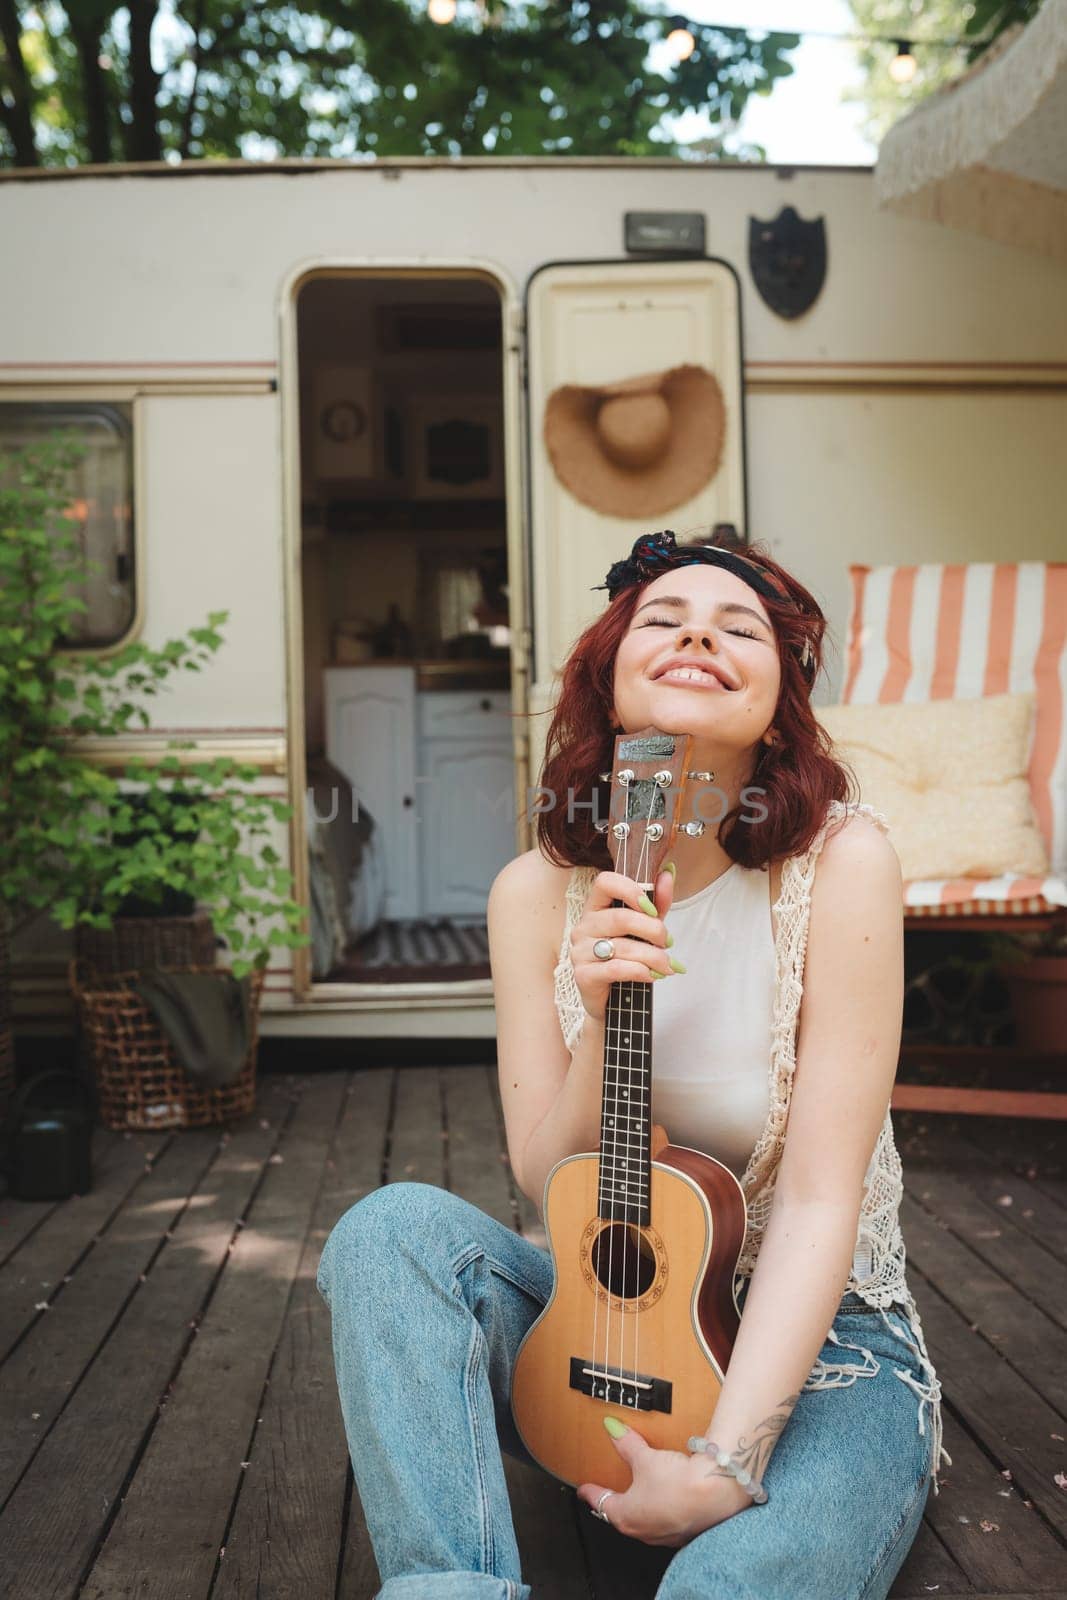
[524,257,748,785]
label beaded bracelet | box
[686,1437,769,1505]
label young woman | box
[317,530,947,1600]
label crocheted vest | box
[552,797,948,1481]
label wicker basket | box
[72,962,263,1131]
[75,910,217,975]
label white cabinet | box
[324,668,515,922]
[324,666,418,919]
[416,686,516,916]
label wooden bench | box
[836,561,1067,1120]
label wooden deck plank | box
[963,1118,1066,1173]
[0,1127,121,1268]
[443,1063,515,1229]
[0,1124,225,1507]
[900,1130,1067,1332]
[0,1078,294,1600]
[917,1410,1067,1594]
[388,1064,445,1189]
[892,1518,977,1598]
[214,1067,393,1600]
[80,1073,347,1600]
[0,1194,56,1267]
[902,1196,1067,1420]
[901,1194,1067,1419]
[906,1263,1067,1539]
[960,1120,1067,1219]
[900,1118,1067,1271]
[0,1087,295,1490]
[0,1132,176,1360]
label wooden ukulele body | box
[511,1142,747,1491]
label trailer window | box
[0,402,135,647]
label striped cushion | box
[904,876,1067,916]
[843,561,1067,913]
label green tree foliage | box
[847,0,1043,144]
[0,1,798,166]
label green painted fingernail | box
[666,931,674,948]
[650,969,664,980]
[638,893,658,916]
[603,1416,628,1438]
[669,956,686,974]
[663,861,676,879]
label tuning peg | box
[646,823,664,841]
[680,820,706,837]
[687,770,715,782]
[599,771,612,782]
[617,769,635,787]
[611,822,631,839]
[593,819,610,833]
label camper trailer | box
[3,157,1065,1038]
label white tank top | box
[651,862,775,1179]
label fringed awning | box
[875,0,1067,266]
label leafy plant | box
[0,431,308,976]
[0,1,798,165]
[985,924,1067,964]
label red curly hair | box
[535,535,852,871]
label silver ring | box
[593,1488,616,1522]
[592,938,615,962]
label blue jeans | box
[317,1182,934,1600]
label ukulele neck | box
[598,975,652,1228]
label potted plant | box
[991,925,1067,1054]
[1,431,307,1126]
[63,747,307,979]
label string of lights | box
[425,2,997,84]
[659,18,958,79]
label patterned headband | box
[594,529,816,680]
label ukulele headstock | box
[598,726,694,888]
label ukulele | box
[511,726,748,1492]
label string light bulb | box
[428,0,456,22]
[665,15,696,63]
[889,40,918,83]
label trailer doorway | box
[294,271,522,990]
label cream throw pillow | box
[817,693,1050,881]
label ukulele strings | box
[598,776,657,1415]
[630,784,657,1411]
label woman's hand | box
[577,1421,752,1548]
[572,866,678,1023]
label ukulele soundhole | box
[590,1223,658,1301]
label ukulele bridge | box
[570,1357,673,1413]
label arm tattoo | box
[702,1392,801,1484]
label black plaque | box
[748,206,827,319]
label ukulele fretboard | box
[598,978,652,1226]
